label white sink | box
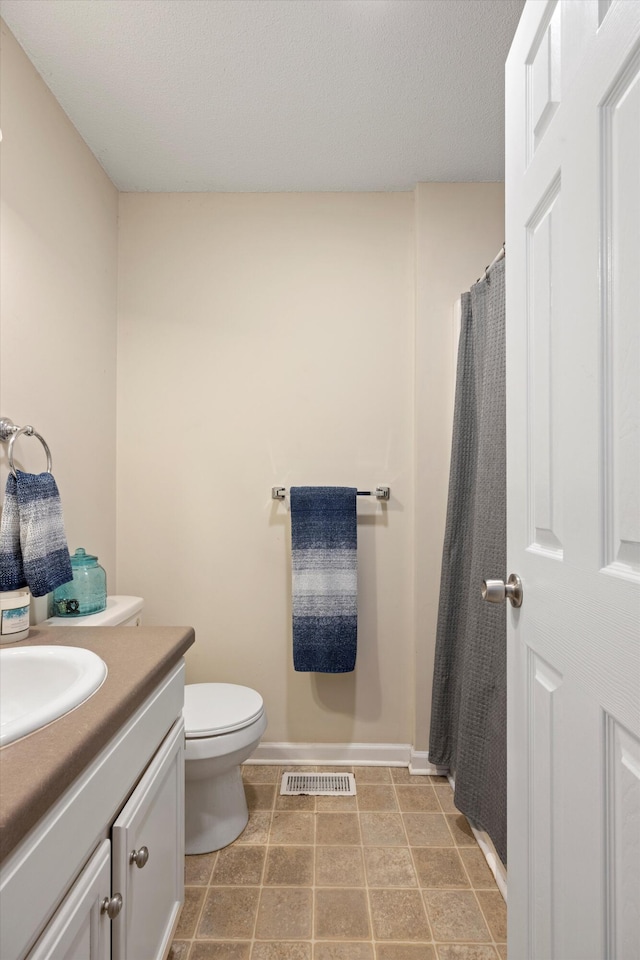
[0,645,107,747]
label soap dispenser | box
[52,548,107,616]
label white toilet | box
[183,683,267,853]
[46,595,267,854]
[43,594,145,628]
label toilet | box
[183,683,267,853]
[43,594,145,628]
[46,595,267,854]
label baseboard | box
[248,742,412,767]
[447,773,507,902]
[248,742,450,774]
[409,749,449,776]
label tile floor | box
[169,766,507,960]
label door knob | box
[481,574,523,608]
[129,846,149,869]
[101,893,123,919]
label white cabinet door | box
[27,841,110,960]
[506,2,640,958]
[111,718,185,960]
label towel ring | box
[7,425,53,477]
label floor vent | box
[280,772,357,796]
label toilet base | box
[185,763,249,853]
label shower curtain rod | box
[477,242,505,283]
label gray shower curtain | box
[429,256,507,865]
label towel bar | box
[272,486,390,501]
[0,417,53,476]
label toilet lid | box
[183,683,264,737]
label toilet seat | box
[184,683,264,738]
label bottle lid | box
[70,547,99,566]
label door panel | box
[506,2,640,958]
[27,841,110,960]
[112,718,185,960]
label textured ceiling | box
[0,0,525,192]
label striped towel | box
[290,486,357,673]
[0,471,73,597]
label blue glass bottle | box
[52,548,107,616]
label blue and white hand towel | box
[290,486,357,673]
[0,471,73,597]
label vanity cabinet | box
[0,662,186,960]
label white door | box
[26,841,111,960]
[111,717,185,960]
[506,2,640,959]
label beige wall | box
[412,183,505,752]
[0,16,504,749]
[0,21,119,609]
[117,193,416,744]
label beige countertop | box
[0,624,195,865]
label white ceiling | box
[0,0,525,192]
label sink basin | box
[0,646,107,747]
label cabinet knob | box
[101,893,123,919]
[129,845,149,869]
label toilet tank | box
[43,595,144,628]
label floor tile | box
[255,887,313,940]
[185,852,218,884]
[357,785,398,811]
[316,845,365,886]
[315,944,374,960]
[376,946,436,960]
[315,888,371,940]
[243,765,280,783]
[167,942,190,960]
[360,812,407,846]
[353,766,392,783]
[175,886,205,937]
[458,849,496,888]
[245,784,277,811]
[316,795,358,812]
[190,944,252,960]
[212,846,266,885]
[435,947,498,960]
[172,765,505,960]
[236,811,271,844]
[363,847,417,887]
[433,785,457,813]
[411,848,469,888]
[475,890,507,941]
[316,813,361,845]
[275,793,316,811]
[395,786,439,812]
[444,815,475,846]
[390,768,425,784]
[368,889,431,941]
[252,944,312,960]
[423,891,490,942]
[269,812,315,844]
[402,814,453,846]
[198,887,260,939]
[264,846,314,886]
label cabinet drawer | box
[112,718,185,960]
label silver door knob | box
[101,893,123,919]
[129,846,149,869]
[481,574,523,608]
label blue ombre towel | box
[0,471,73,597]
[290,486,357,673]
